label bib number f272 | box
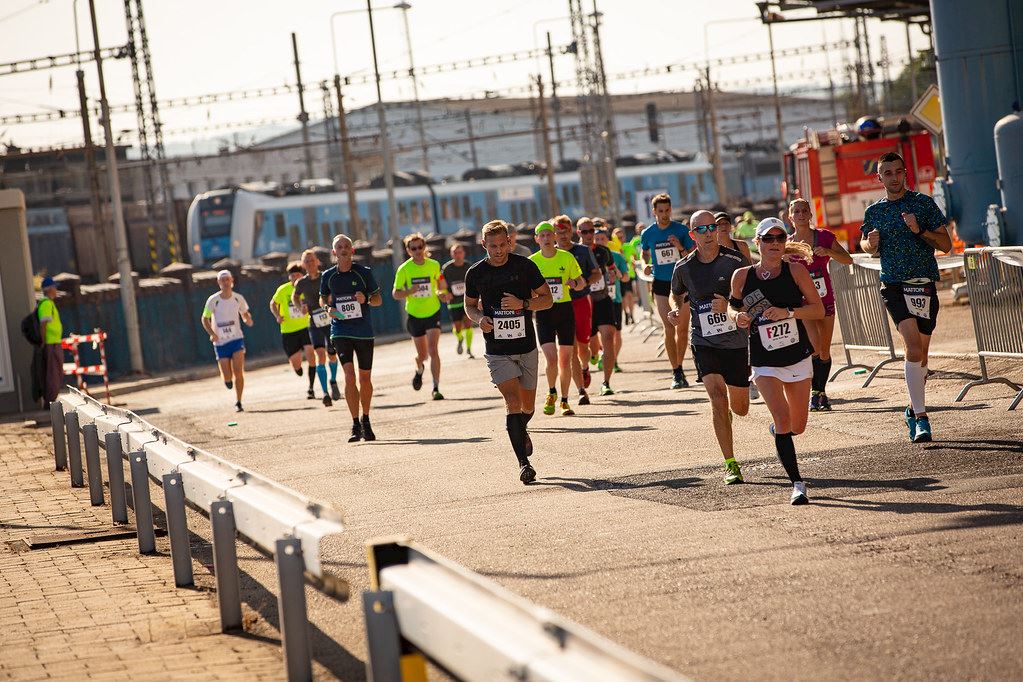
[758,319,799,351]
[335,296,363,320]
[492,311,526,340]
[903,287,931,319]
[655,242,679,266]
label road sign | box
[910,84,943,136]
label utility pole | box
[546,31,565,165]
[536,74,559,216]
[367,0,402,274]
[334,75,362,242]
[861,14,877,110]
[767,19,786,177]
[852,15,866,113]
[87,0,143,373]
[464,109,479,168]
[879,35,893,114]
[905,21,918,103]
[822,23,838,125]
[291,32,314,180]
[399,3,430,173]
[704,67,728,205]
[589,0,621,224]
[75,68,111,279]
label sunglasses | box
[759,234,787,243]
[691,224,717,234]
[578,228,594,234]
[408,244,425,251]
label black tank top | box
[741,261,813,368]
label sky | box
[0,0,928,152]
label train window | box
[452,196,461,219]
[462,196,471,216]
[441,197,450,220]
[422,200,431,223]
[474,207,482,226]
[253,211,264,249]
[486,191,497,219]
[571,184,580,205]
[411,202,420,224]
[510,203,519,225]
[275,213,286,239]
[321,222,331,246]
[289,224,300,251]
[561,185,571,207]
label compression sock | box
[904,360,927,416]
[820,358,832,392]
[464,326,474,351]
[295,365,302,376]
[811,356,825,393]
[316,365,329,393]
[549,387,557,395]
[308,368,315,390]
[453,327,463,342]
[224,380,233,390]
[506,413,527,464]
[329,361,339,381]
[522,410,534,427]
[774,432,802,483]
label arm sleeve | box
[201,296,213,319]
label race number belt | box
[589,276,606,293]
[812,276,828,298]
[903,285,931,319]
[492,309,526,340]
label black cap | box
[713,211,730,222]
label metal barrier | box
[955,247,1023,410]
[61,330,112,402]
[363,539,688,682]
[53,386,346,681]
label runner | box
[734,210,758,240]
[594,228,628,375]
[269,261,314,395]
[860,151,952,443]
[714,211,753,263]
[640,193,695,388]
[463,220,553,484]
[669,210,751,485]
[616,225,638,325]
[530,221,585,416]
[200,270,254,412]
[579,217,619,395]
[788,198,853,412]
[729,218,823,504]
[442,243,475,358]
[293,249,341,407]
[506,223,534,257]
[320,234,383,442]
[553,214,600,405]
[393,232,451,400]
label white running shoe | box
[791,481,808,505]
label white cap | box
[755,217,787,237]
[216,269,233,280]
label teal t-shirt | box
[610,251,629,303]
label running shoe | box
[412,368,424,391]
[749,383,760,401]
[904,407,917,442]
[348,422,362,443]
[456,338,464,355]
[913,416,932,443]
[578,392,590,406]
[600,383,614,396]
[519,463,537,485]
[818,393,832,412]
[597,355,604,371]
[809,391,821,412]
[323,394,332,408]
[589,355,598,367]
[466,349,475,359]
[307,388,315,400]
[330,381,341,400]
[613,363,622,373]
[296,366,303,377]
[791,481,808,505]
[769,422,775,436]
[560,400,575,416]
[432,389,445,401]
[723,460,744,485]
[234,401,243,412]
[225,380,233,390]
[361,416,376,441]
[582,368,592,389]
[543,393,557,415]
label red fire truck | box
[784,120,938,250]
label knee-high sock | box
[506,413,527,465]
[522,410,534,427]
[307,366,315,390]
[453,327,463,341]
[905,360,927,415]
[316,364,329,393]
[774,432,802,483]
[812,356,831,393]
[329,360,339,381]
[464,326,474,351]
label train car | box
[187,158,722,266]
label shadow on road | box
[359,437,491,446]
[534,475,701,493]
[571,410,698,419]
[530,424,655,434]
[812,497,1023,529]
[924,440,1023,455]
[244,406,318,414]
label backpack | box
[21,305,42,346]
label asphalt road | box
[120,308,1023,681]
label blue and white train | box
[186,158,723,266]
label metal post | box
[464,109,479,169]
[291,32,315,181]
[334,75,363,242]
[87,0,143,373]
[50,402,67,471]
[162,473,193,587]
[210,499,242,632]
[905,20,918,103]
[128,450,156,554]
[76,68,111,279]
[275,538,312,681]
[399,3,429,173]
[105,432,128,524]
[767,20,786,178]
[367,1,402,266]
[536,75,559,216]
[65,411,84,488]
[81,424,104,506]
[362,591,403,682]
[546,31,565,165]
[705,67,729,205]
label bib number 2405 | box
[493,313,526,340]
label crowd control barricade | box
[53,387,346,681]
[362,539,688,682]
[61,330,112,402]
[632,268,664,346]
[955,247,1023,410]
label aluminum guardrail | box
[955,247,1023,410]
[50,386,347,681]
[362,539,688,682]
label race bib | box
[410,277,432,298]
[311,306,331,327]
[217,319,242,342]
[450,281,466,297]
[813,276,828,298]
[589,276,606,293]
[697,301,736,337]
[654,241,679,266]
[758,319,799,351]
[903,287,931,319]
[287,300,304,319]
[546,277,563,301]
[492,310,526,340]
[335,296,363,320]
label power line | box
[0,44,129,77]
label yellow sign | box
[910,84,943,136]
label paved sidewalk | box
[0,422,287,680]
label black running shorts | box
[406,311,441,338]
[333,337,374,370]
[535,302,576,346]
[652,278,672,297]
[590,297,616,334]
[692,344,750,388]
[880,282,939,335]
[448,305,467,324]
[281,329,309,358]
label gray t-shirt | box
[293,273,323,314]
[670,246,749,349]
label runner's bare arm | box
[820,236,854,264]
[916,223,953,253]
[463,294,492,332]
[860,228,880,255]
[728,268,751,328]
[569,275,587,291]
[201,315,217,341]
[368,291,383,307]
[529,283,554,312]
[269,300,282,323]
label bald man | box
[668,210,752,486]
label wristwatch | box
[787,307,795,318]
